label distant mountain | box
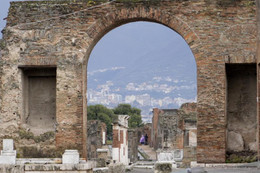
[88,39,196,91]
[87,22,197,121]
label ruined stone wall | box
[151,108,160,150]
[158,109,179,149]
[152,104,197,164]
[0,0,256,162]
[112,125,128,165]
[153,105,197,150]
[128,129,138,163]
[87,120,106,160]
[179,103,197,148]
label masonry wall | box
[87,120,106,160]
[158,109,179,149]
[151,108,160,150]
[112,125,128,165]
[152,104,197,151]
[0,0,257,162]
[128,129,138,163]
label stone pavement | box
[204,168,260,173]
[129,167,260,173]
[181,167,260,173]
[129,168,154,173]
[138,145,157,160]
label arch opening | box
[85,21,197,161]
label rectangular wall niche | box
[22,68,56,135]
[226,64,256,155]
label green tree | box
[87,104,116,138]
[113,104,142,128]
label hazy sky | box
[88,21,195,71]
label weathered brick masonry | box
[0,0,257,162]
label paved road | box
[204,168,260,173]
[128,168,154,173]
[129,168,260,173]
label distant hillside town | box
[87,77,196,122]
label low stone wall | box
[0,165,24,173]
[93,163,126,173]
[0,161,96,173]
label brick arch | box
[83,6,201,66]
[82,6,202,157]
[1,0,257,163]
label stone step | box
[135,161,156,166]
[133,165,154,169]
[133,161,156,169]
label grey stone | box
[0,139,16,164]
[154,161,173,173]
[249,142,257,152]
[93,167,109,173]
[227,131,244,152]
[0,165,24,173]
[3,139,14,151]
[108,163,125,173]
[62,150,79,164]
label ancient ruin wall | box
[0,0,257,162]
[87,120,106,160]
[128,129,138,163]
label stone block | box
[154,161,172,173]
[0,165,24,173]
[190,161,206,168]
[157,152,174,162]
[3,139,14,151]
[108,163,125,173]
[0,154,16,165]
[157,149,183,162]
[173,150,183,161]
[249,142,257,151]
[227,131,244,152]
[62,150,79,164]
[97,149,109,160]
[93,167,109,173]
[0,139,16,164]
[94,158,106,168]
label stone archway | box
[0,0,256,163]
[82,7,202,159]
